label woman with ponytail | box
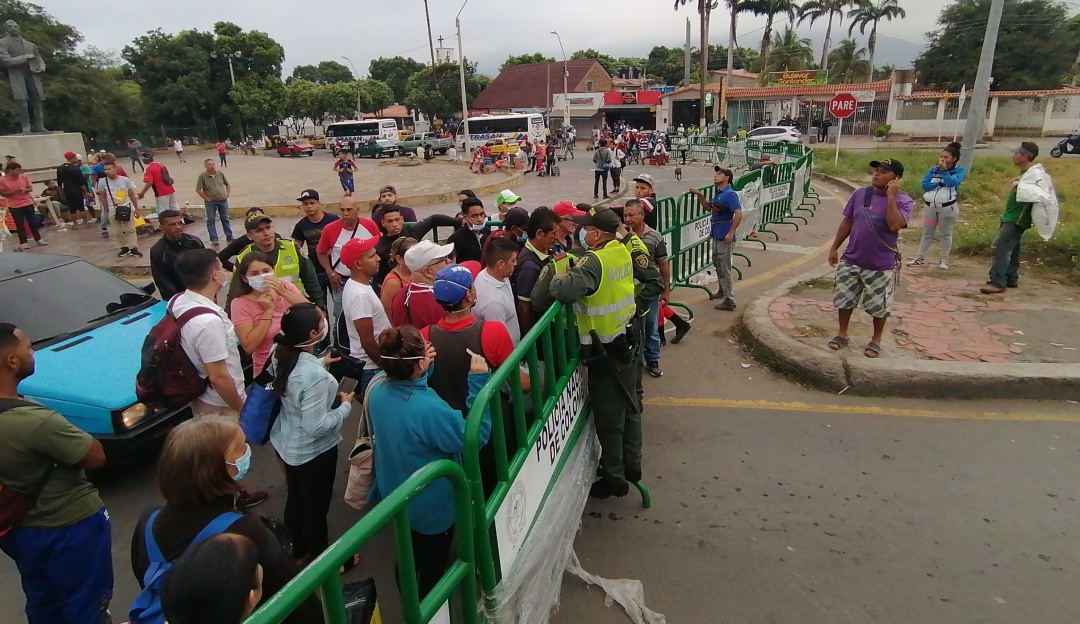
[365,325,491,597]
[267,303,355,568]
[910,142,966,270]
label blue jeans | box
[204,200,233,242]
[358,367,378,395]
[988,223,1024,287]
[644,300,661,363]
[0,508,113,624]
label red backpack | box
[135,300,217,409]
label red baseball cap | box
[63,151,76,159]
[552,201,585,217]
[460,260,483,278]
[338,218,381,268]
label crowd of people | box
[1,161,702,622]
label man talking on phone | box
[825,159,913,360]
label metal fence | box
[84,125,219,154]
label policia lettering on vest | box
[550,206,661,500]
[230,214,326,310]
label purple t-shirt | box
[841,186,914,271]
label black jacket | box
[447,226,491,265]
[150,233,205,301]
[375,214,462,286]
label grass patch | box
[788,276,833,294]
[816,148,1080,285]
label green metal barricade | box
[245,460,478,624]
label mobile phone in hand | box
[332,377,359,408]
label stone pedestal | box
[0,132,86,181]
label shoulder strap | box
[863,186,874,209]
[0,398,36,414]
[358,375,386,439]
[169,300,218,326]
[143,509,165,563]
[190,511,243,545]
[330,224,360,271]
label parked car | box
[488,138,520,157]
[277,140,316,157]
[746,125,802,143]
[1,254,189,460]
[399,132,453,155]
[309,135,327,149]
[356,139,404,158]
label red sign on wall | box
[603,91,662,106]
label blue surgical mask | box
[228,443,252,481]
[516,232,527,244]
[469,223,485,232]
[578,228,591,249]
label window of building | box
[586,80,594,91]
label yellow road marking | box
[643,396,1080,423]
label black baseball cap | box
[869,158,905,177]
[245,213,273,231]
[572,206,621,233]
[296,189,319,202]
[713,165,734,179]
[503,206,529,228]
[1013,142,1039,160]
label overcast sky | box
[41,0,983,77]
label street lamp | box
[551,31,569,131]
[210,50,246,140]
[456,0,471,153]
[341,55,363,119]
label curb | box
[812,172,860,193]
[180,169,524,218]
[740,265,1080,400]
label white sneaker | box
[36,239,48,247]
[938,260,949,270]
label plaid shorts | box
[833,261,895,318]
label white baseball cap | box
[495,189,521,205]
[404,240,455,272]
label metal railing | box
[244,460,478,624]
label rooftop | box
[896,87,1080,100]
[472,60,608,110]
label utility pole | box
[959,0,1005,173]
[698,0,710,129]
[456,0,472,153]
[684,18,692,86]
[552,31,570,130]
[342,55,363,119]
[211,50,245,140]
[423,0,437,69]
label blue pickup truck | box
[1,254,191,460]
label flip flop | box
[828,336,849,350]
[864,342,882,358]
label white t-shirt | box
[331,224,373,277]
[341,278,391,368]
[96,176,137,209]
[171,290,246,407]
[473,269,520,345]
[173,140,183,152]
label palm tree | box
[744,0,799,65]
[827,39,871,83]
[798,0,858,69]
[758,26,815,80]
[675,0,717,123]
[847,0,906,82]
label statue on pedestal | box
[0,20,48,134]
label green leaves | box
[501,53,555,70]
[403,61,486,123]
[369,56,426,104]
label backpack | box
[159,165,174,187]
[129,510,242,624]
[135,299,216,410]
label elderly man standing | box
[827,159,913,359]
[195,158,233,246]
[0,20,47,133]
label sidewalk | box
[741,181,1080,400]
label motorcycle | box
[1050,132,1080,158]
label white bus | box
[325,119,399,148]
[459,113,546,151]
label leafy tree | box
[404,61,485,122]
[322,81,361,120]
[846,0,906,82]
[743,0,799,64]
[289,60,354,84]
[916,0,1074,91]
[569,49,619,75]
[368,56,425,103]
[798,0,859,68]
[230,77,284,131]
[873,63,896,81]
[501,52,555,69]
[758,26,815,79]
[359,79,394,113]
[708,44,760,70]
[1067,15,1080,83]
[0,1,143,135]
[827,39,871,83]
[283,79,320,133]
[123,21,285,133]
[645,45,688,84]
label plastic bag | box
[342,577,381,624]
[1016,163,1059,241]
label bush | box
[815,148,1080,284]
[874,124,891,138]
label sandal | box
[339,552,362,575]
[906,258,925,267]
[863,342,882,358]
[828,336,849,350]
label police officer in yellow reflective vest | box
[230,213,325,310]
[550,206,644,499]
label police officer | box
[549,206,643,499]
[229,213,325,310]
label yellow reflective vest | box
[573,240,636,345]
[237,240,301,283]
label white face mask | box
[247,273,272,292]
[296,323,328,348]
[213,270,228,287]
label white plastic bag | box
[1015,163,1059,241]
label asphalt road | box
[3,157,1078,624]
